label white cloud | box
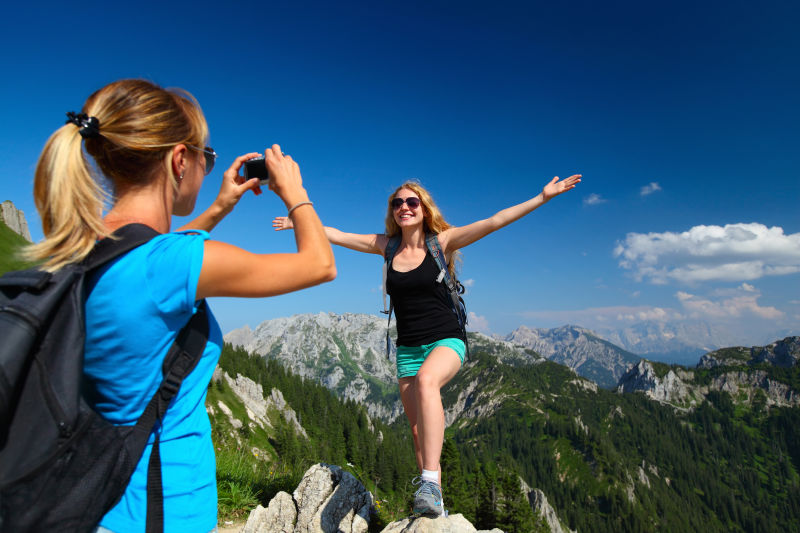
[676,284,784,320]
[614,223,800,284]
[583,193,606,206]
[461,278,475,288]
[640,182,662,196]
[467,312,491,334]
[521,305,684,328]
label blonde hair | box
[25,79,209,271]
[384,180,461,277]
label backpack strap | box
[84,223,161,271]
[133,300,210,533]
[425,234,470,358]
[381,236,402,315]
[381,236,402,359]
[91,223,207,533]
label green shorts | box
[396,338,466,379]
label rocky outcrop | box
[506,325,641,388]
[242,463,504,533]
[616,360,693,405]
[210,369,308,438]
[381,514,502,532]
[528,489,574,533]
[711,371,800,408]
[699,337,799,369]
[0,200,32,241]
[618,338,800,410]
[244,463,372,533]
[242,491,296,533]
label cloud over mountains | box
[614,222,800,284]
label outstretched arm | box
[197,146,336,299]
[273,216,387,255]
[179,152,263,232]
[439,174,581,253]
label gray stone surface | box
[0,200,31,241]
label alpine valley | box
[220,311,800,531]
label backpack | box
[0,224,209,533]
[381,233,469,359]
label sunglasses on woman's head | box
[187,144,217,175]
[392,197,421,209]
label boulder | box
[242,491,296,533]
[380,513,502,532]
[243,463,372,533]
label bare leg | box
[414,346,461,482]
[398,377,422,473]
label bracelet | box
[287,201,313,217]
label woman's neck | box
[104,178,173,234]
[400,226,427,249]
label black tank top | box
[386,251,465,347]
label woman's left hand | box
[212,152,264,215]
[542,174,581,201]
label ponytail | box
[24,124,108,271]
[23,79,209,271]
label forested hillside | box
[212,343,800,532]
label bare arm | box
[178,152,263,232]
[197,146,336,299]
[439,174,581,253]
[273,216,387,255]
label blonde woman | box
[28,79,335,532]
[273,175,580,516]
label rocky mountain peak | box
[0,200,32,242]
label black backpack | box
[380,233,469,358]
[0,224,209,533]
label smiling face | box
[392,188,425,229]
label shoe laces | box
[412,477,442,500]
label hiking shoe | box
[412,477,444,517]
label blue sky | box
[2,1,798,346]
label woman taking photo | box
[273,174,580,516]
[27,78,336,532]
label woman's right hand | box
[264,144,309,208]
[272,216,294,231]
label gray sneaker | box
[412,477,444,517]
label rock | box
[293,464,372,533]
[0,200,32,242]
[616,360,691,405]
[380,513,498,532]
[242,491,296,533]
[243,463,499,533]
[528,489,575,533]
[506,324,640,388]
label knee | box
[415,371,439,394]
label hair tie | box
[65,111,101,139]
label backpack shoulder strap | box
[381,236,402,359]
[425,234,469,355]
[85,223,161,271]
[381,236,402,315]
[133,300,210,533]
[425,233,453,289]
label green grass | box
[0,220,34,274]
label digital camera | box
[243,157,269,184]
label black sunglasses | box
[187,144,217,175]
[392,197,421,209]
